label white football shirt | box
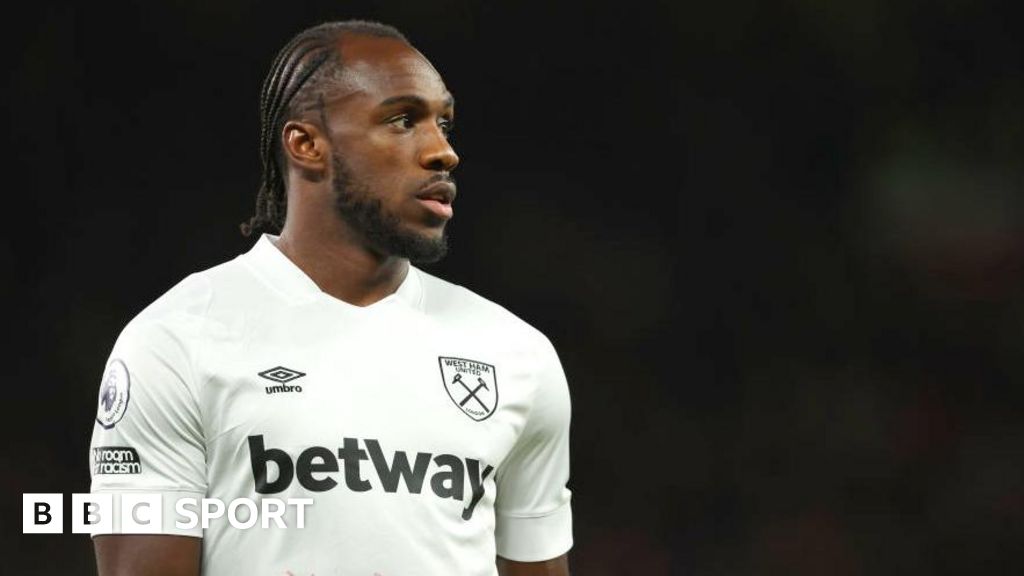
[89,234,572,575]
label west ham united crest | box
[96,359,131,429]
[439,357,498,421]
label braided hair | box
[240,20,409,237]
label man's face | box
[321,36,459,264]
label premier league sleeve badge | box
[96,359,131,429]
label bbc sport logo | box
[22,493,313,534]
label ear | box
[281,120,329,181]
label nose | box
[419,125,460,172]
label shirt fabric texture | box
[89,234,573,575]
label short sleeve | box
[494,336,573,561]
[89,319,207,537]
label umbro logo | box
[259,366,305,395]
[259,366,305,383]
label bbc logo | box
[23,493,174,534]
[23,493,313,533]
[23,494,115,534]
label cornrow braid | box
[240,20,409,237]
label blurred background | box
[4,0,1023,574]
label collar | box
[243,234,423,311]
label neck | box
[274,218,409,307]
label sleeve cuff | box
[495,500,573,562]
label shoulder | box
[414,267,556,354]
[116,253,255,356]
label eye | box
[439,118,455,139]
[387,114,415,130]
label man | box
[89,20,572,576]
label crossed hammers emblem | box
[453,373,490,412]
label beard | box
[331,152,449,264]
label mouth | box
[415,180,456,221]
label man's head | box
[241,20,459,264]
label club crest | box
[439,357,498,421]
[96,359,131,429]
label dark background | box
[5,0,1023,574]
